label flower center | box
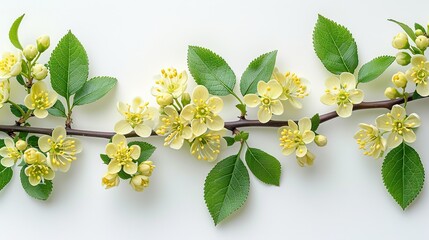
[337,90,350,104]
[32,91,51,110]
[417,69,428,80]
[280,129,303,149]
[262,97,271,106]
[393,120,405,135]
[0,55,17,73]
[126,112,143,126]
[28,164,50,180]
[114,143,134,165]
[7,148,20,160]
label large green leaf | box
[73,76,117,106]
[245,147,281,186]
[358,56,395,83]
[240,51,277,95]
[47,100,67,117]
[128,141,156,164]
[9,14,25,50]
[382,142,424,210]
[100,154,111,165]
[49,31,89,99]
[204,155,250,225]
[10,104,28,118]
[388,19,416,42]
[313,14,358,74]
[0,165,13,192]
[187,46,236,96]
[20,167,53,200]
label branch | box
[0,94,423,139]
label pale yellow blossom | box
[296,151,316,167]
[279,117,315,158]
[0,52,22,80]
[376,105,421,148]
[151,68,188,99]
[102,173,119,189]
[354,123,386,158]
[105,134,141,175]
[0,80,10,108]
[244,80,284,123]
[23,148,55,186]
[130,174,150,192]
[39,126,82,172]
[138,161,155,176]
[320,73,364,118]
[114,97,158,138]
[272,68,309,108]
[156,106,192,149]
[24,81,57,118]
[190,130,224,162]
[0,138,21,167]
[181,85,224,136]
[405,55,429,96]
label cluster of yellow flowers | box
[0,126,82,186]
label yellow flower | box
[354,123,386,158]
[102,173,119,189]
[24,81,57,118]
[272,68,309,108]
[0,52,22,80]
[0,138,21,167]
[405,55,429,96]
[190,130,225,162]
[376,105,421,148]
[244,80,284,123]
[23,148,55,186]
[38,126,82,172]
[130,174,150,192]
[138,161,155,176]
[0,80,10,109]
[279,117,315,158]
[151,68,188,99]
[320,72,364,118]
[181,85,224,136]
[156,106,192,149]
[114,97,158,137]
[105,134,141,175]
[296,150,316,167]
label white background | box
[0,0,428,239]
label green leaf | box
[382,142,424,210]
[412,90,423,100]
[0,165,13,192]
[73,76,117,106]
[415,23,426,34]
[187,46,236,96]
[118,170,131,179]
[358,56,395,83]
[235,103,247,117]
[310,113,320,132]
[410,46,423,55]
[223,137,236,146]
[234,131,249,142]
[27,136,39,148]
[128,141,156,164]
[313,14,358,74]
[47,100,67,117]
[20,167,53,200]
[245,147,281,186]
[0,139,5,148]
[10,104,28,118]
[49,31,89,99]
[100,154,111,165]
[240,51,277,95]
[16,74,25,85]
[204,154,250,225]
[388,19,416,42]
[9,14,25,50]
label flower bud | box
[156,93,173,106]
[181,92,191,106]
[102,173,119,189]
[415,29,424,37]
[416,35,429,50]
[384,87,400,100]
[130,175,150,192]
[15,140,28,151]
[296,151,316,167]
[392,33,409,49]
[23,44,38,61]
[395,52,411,66]
[36,35,50,52]
[391,72,407,88]
[138,161,155,176]
[314,135,327,147]
[31,64,48,80]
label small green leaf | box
[313,14,358,74]
[49,31,89,99]
[100,154,111,165]
[73,76,117,106]
[16,74,25,85]
[0,165,13,192]
[415,23,426,34]
[204,154,250,225]
[187,46,236,96]
[382,142,424,210]
[10,104,28,118]
[310,114,320,132]
[410,46,423,55]
[412,90,423,100]
[128,141,156,164]
[223,137,236,146]
[118,170,132,179]
[234,131,249,142]
[235,103,247,117]
[9,14,25,50]
[20,167,53,200]
[27,136,39,148]
[388,19,416,42]
[47,100,67,117]
[0,139,5,148]
[358,56,395,83]
[240,51,277,95]
[245,147,281,186]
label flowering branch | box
[0,93,423,138]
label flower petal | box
[376,114,393,131]
[134,124,152,138]
[391,105,406,120]
[192,119,207,136]
[4,138,14,148]
[33,109,48,118]
[416,82,429,97]
[193,85,209,101]
[112,134,127,146]
[1,157,15,167]
[164,105,177,117]
[411,55,427,66]
[281,147,295,156]
[105,143,117,158]
[270,100,284,115]
[257,81,268,95]
[336,103,353,118]
[340,72,356,90]
[107,161,121,174]
[170,137,184,150]
[130,145,141,160]
[266,80,283,99]
[296,145,307,158]
[124,162,137,175]
[243,94,260,107]
[117,101,128,115]
[181,105,196,121]
[52,126,66,141]
[302,131,315,144]
[402,129,416,143]
[114,120,133,135]
[298,118,311,132]
[208,96,223,113]
[207,115,224,131]
[38,136,52,152]
[405,113,421,128]
[387,132,402,148]
[325,76,340,90]
[257,107,272,123]
[320,93,336,105]
[348,89,364,104]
